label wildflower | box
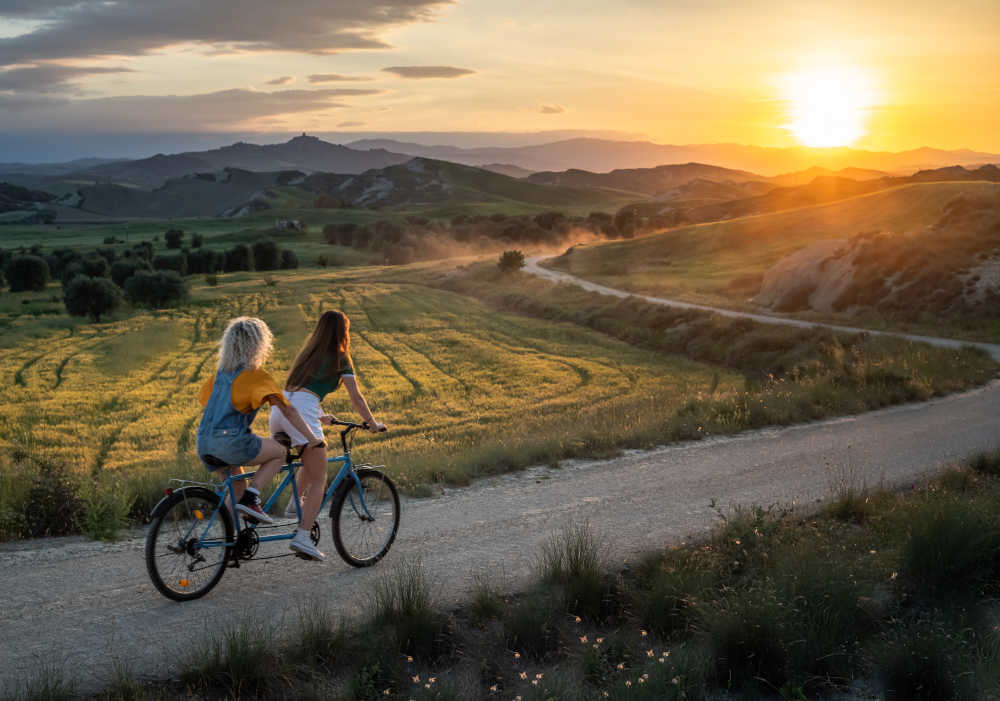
[407,655,414,662]
[596,637,604,643]
[639,678,645,684]
[425,684,431,689]
[412,675,420,683]
[626,680,632,687]
[531,680,538,686]
[490,685,498,692]
[429,678,436,684]
[658,657,665,663]
[513,652,521,660]
[384,690,391,696]
[671,676,680,685]
[646,649,654,657]
[640,630,648,637]
[574,616,581,623]
[616,663,624,670]
[536,673,543,679]
[519,672,527,680]
[580,635,588,643]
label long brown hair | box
[286,311,351,390]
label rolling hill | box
[547,180,1000,314]
[525,162,767,198]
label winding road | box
[2,262,1000,694]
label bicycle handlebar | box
[329,420,387,432]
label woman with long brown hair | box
[269,310,385,560]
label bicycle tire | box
[145,487,233,601]
[331,468,400,567]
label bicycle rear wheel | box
[331,468,400,567]
[145,487,233,601]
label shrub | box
[538,522,614,620]
[252,239,281,271]
[164,229,183,249]
[371,559,450,658]
[223,244,254,272]
[6,255,50,292]
[63,275,123,322]
[317,254,329,267]
[22,459,83,538]
[204,274,218,287]
[190,232,203,248]
[124,270,188,308]
[875,624,971,700]
[81,478,132,540]
[186,248,220,274]
[970,450,1000,476]
[498,250,525,273]
[109,259,150,287]
[280,248,299,269]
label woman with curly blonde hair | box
[196,316,322,525]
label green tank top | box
[303,355,355,400]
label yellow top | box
[199,368,290,413]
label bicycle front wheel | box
[331,468,400,567]
[145,487,233,601]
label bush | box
[252,239,281,271]
[164,229,184,249]
[187,248,220,274]
[280,248,299,269]
[205,274,218,287]
[538,522,614,620]
[110,259,151,287]
[22,460,83,538]
[63,275,123,322]
[5,255,50,292]
[498,250,525,273]
[371,559,450,658]
[223,244,254,272]
[317,255,329,267]
[190,232,203,248]
[124,270,188,308]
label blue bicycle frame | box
[190,446,374,551]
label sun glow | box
[783,66,877,148]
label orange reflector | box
[193,509,204,520]
[179,579,190,587]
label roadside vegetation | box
[8,453,1000,700]
[0,260,995,542]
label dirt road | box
[3,268,1000,694]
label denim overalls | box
[195,367,263,471]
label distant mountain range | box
[345,138,1000,177]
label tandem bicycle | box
[144,420,399,601]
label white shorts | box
[269,390,323,447]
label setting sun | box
[783,66,878,148]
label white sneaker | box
[289,529,325,561]
[283,496,302,519]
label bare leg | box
[223,466,247,509]
[297,444,328,529]
[246,438,287,494]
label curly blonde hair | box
[217,317,274,372]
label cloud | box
[381,65,474,79]
[0,64,132,93]
[0,87,381,131]
[338,121,365,127]
[0,0,453,66]
[308,73,371,83]
[266,76,294,86]
[539,104,565,114]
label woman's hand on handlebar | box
[367,421,387,433]
[319,414,338,426]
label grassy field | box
[0,258,996,541]
[547,181,1000,336]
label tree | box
[80,254,111,278]
[252,239,281,271]
[280,249,299,270]
[190,233,203,249]
[614,207,638,239]
[110,259,151,287]
[5,255,50,292]
[164,229,184,249]
[63,275,123,322]
[152,253,188,276]
[124,271,188,308]
[224,244,253,272]
[187,248,220,274]
[498,250,525,273]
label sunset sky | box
[0,0,998,156]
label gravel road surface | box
[3,266,1000,694]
